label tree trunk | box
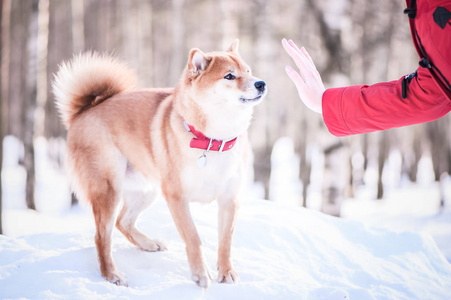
[321,141,348,217]
[377,131,389,199]
[34,0,49,138]
[137,1,153,87]
[220,0,238,49]
[44,0,71,139]
[251,0,273,200]
[0,108,2,234]
[254,148,271,199]
[428,119,449,182]
[439,172,448,210]
[298,119,311,207]
[83,0,99,51]
[0,0,6,235]
[71,0,84,53]
[362,134,369,172]
[408,130,422,182]
[8,0,29,139]
[306,0,349,80]
[24,0,39,210]
[169,0,184,86]
[1,0,10,135]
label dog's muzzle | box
[239,81,267,103]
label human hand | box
[282,38,325,114]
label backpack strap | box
[404,0,417,19]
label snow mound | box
[1,199,450,300]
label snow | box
[2,199,451,300]
[342,185,451,264]
[1,135,451,299]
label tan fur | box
[53,40,266,287]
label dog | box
[52,40,266,288]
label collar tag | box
[197,153,207,169]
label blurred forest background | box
[1,0,450,234]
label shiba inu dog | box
[52,40,266,288]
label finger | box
[283,38,301,54]
[300,47,320,75]
[300,47,314,66]
[288,40,318,73]
[285,66,313,107]
[287,39,301,52]
[282,41,314,79]
[282,38,302,59]
[287,40,310,63]
[283,39,317,79]
[285,65,306,92]
[288,39,311,65]
[282,38,299,58]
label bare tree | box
[251,0,276,199]
[169,0,184,85]
[220,0,238,49]
[71,0,84,53]
[21,0,48,210]
[0,101,2,233]
[321,141,349,216]
[8,1,28,139]
[428,119,450,182]
[23,0,39,210]
[0,0,5,234]
[1,0,9,135]
[137,1,153,87]
[377,131,389,199]
[45,0,72,139]
[298,118,312,207]
[35,0,49,138]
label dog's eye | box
[224,73,236,80]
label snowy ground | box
[341,185,451,264]
[1,136,451,299]
[2,199,451,300]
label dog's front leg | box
[165,194,211,288]
[217,196,240,284]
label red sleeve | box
[322,67,451,137]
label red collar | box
[183,121,237,152]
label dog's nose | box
[254,81,266,92]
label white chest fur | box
[181,147,242,203]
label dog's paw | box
[105,270,128,287]
[217,268,239,284]
[141,238,168,252]
[192,268,212,288]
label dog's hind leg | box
[90,180,128,286]
[116,187,167,252]
[70,141,128,286]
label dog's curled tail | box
[52,52,137,129]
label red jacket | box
[322,0,451,137]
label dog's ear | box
[188,49,209,77]
[227,39,239,53]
